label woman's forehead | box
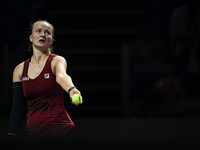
[33,21,53,31]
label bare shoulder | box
[14,62,24,71]
[13,62,24,82]
[52,55,67,66]
[51,55,67,74]
[53,55,67,63]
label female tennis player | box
[7,20,82,140]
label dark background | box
[1,0,200,149]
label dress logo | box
[22,77,29,81]
[44,73,50,79]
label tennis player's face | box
[30,21,54,50]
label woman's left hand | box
[70,89,83,106]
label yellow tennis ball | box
[72,94,82,104]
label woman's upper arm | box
[13,62,24,82]
[52,56,67,77]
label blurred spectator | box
[130,20,167,118]
[169,0,200,45]
[165,0,200,117]
[172,19,200,98]
[173,20,200,74]
[153,64,185,117]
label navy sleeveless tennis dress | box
[22,54,75,139]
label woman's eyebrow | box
[34,28,52,33]
[35,28,41,30]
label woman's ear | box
[29,35,32,42]
[51,39,54,45]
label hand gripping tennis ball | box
[72,94,82,104]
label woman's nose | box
[41,31,45,36]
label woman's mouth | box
[39,39,45,43]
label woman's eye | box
[36,30,41,33]
[45,31,51,35]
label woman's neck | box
[31,50,51,64]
